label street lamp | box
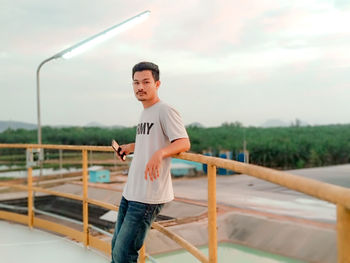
[36,10,150,148]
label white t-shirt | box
[122,101,189,204]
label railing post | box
[337,205,350,263]
[59,149,63,178]
[208,164,217,263]
[82,149,89,247]
[138,244,146,263]
[27,165,34,228]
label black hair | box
[132,61,160,81]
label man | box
[111,61,190,263]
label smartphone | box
[111,140,126,161]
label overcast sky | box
[1,0,350,127]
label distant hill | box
[85,122,107,127]
[84,122,125,129]
[0,121,37,132]
[186,122,205,128]
[261,119,289,128]
[261,119,309,128]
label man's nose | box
[139,84,147,90]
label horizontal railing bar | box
[0,185,118,212]
[0,182,28,190]
[31,186,83,201]
[0,143,112,152]
[178,152,350,209]
[0,210,28,224]
[34,217,84,242]
[34,208,113,237]
[152,222,209,263]
[0,176,81,189]
[34,208,83,226]
[87,198,118,211]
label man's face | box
[133,70,160,102]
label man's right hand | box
[116,143,135,161]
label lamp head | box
[55,10,151,59]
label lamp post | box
[36,10,150,148]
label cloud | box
[0,52,11,59]
[261,1,350,37]
[1,0,350,127]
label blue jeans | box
[111,196,164,263]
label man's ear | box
[156,80,161,89]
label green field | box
[0,123,349,170]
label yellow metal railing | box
[1,143,350,262]
[0,144,211,263]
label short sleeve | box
[160,104,189,142]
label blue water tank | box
[218,153,227,175]
[238,152,246,163]
[89,169,110,183]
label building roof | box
[0,220,109,263]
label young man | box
[111,62,190,263]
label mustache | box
[136,91,147,95]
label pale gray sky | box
[1,0,350,127]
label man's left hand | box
[145,150,164,181]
